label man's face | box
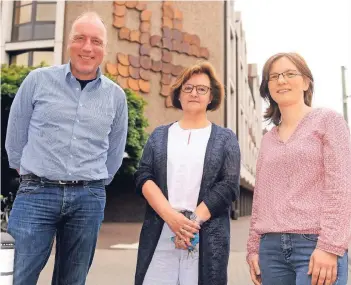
[68,18,106,80]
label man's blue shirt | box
[5,63,128,185]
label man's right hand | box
[249,254,262,285]
[165,211,200,246]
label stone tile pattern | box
[107,1,210,108]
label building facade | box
[1,0,65,66]
[1,0,262,218]
[225,6,263,217]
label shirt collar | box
[64,61,102,82]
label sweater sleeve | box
[134,133,156,197]
[316,111,351,256]
[202,131,241,218]
[246,146,264,262]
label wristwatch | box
[190,212,204,226]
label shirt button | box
[76,119,80,123]
[70,155,73,158]
[79,104,83,107]
[73,137,76,140]
[68,173,72,175]
[76,88,79,91]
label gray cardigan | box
[134,123,241,285]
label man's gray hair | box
[69,11,107,46]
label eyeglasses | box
[268,70,302,81]
[72,35,104,47]
[181,84,211,95]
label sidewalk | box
[37,249,252,284]
[37,216,351,285]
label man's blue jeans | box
[259,233,348,285]
[7,179,106,285]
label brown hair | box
[260,52,314,125]
[170,61,224,111]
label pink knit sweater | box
[247,108,351,260]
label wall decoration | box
[108,0,210,108]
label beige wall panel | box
[63,1,225,131]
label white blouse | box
[167,122,212,212]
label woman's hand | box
[165,211,200,246]
[173,236,188,250]
[308,248,338,285]
[248,254,262,285]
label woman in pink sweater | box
[247,52,351,285]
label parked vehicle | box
[1,192,14,232]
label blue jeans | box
[7,179,106,285]
[259,233,348,285]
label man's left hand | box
[308,248,338,285]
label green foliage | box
[121,88,149,176]
[1,64,39,97]
[1,63,48,112]
[104,73,149,179]
[1,65,149,184]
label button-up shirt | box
[247,108,351,259]
[5,63,128,185]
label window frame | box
[9,48,54,66]
[12,1,56,42]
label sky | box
[235,0,351,125]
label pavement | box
[37,216,351,285]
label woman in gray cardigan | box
[134,61,241,285]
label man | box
[5,12,128,285]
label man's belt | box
[20,174,85,186]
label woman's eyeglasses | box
[181,84,211,95]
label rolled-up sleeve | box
[202,131,241,218]
[5,71,37,170]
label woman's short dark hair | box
[260,52,314,126]
[170,61,224,111]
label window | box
[12,1,56,42]
[10,49,54,66]
[10,52,29,66]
